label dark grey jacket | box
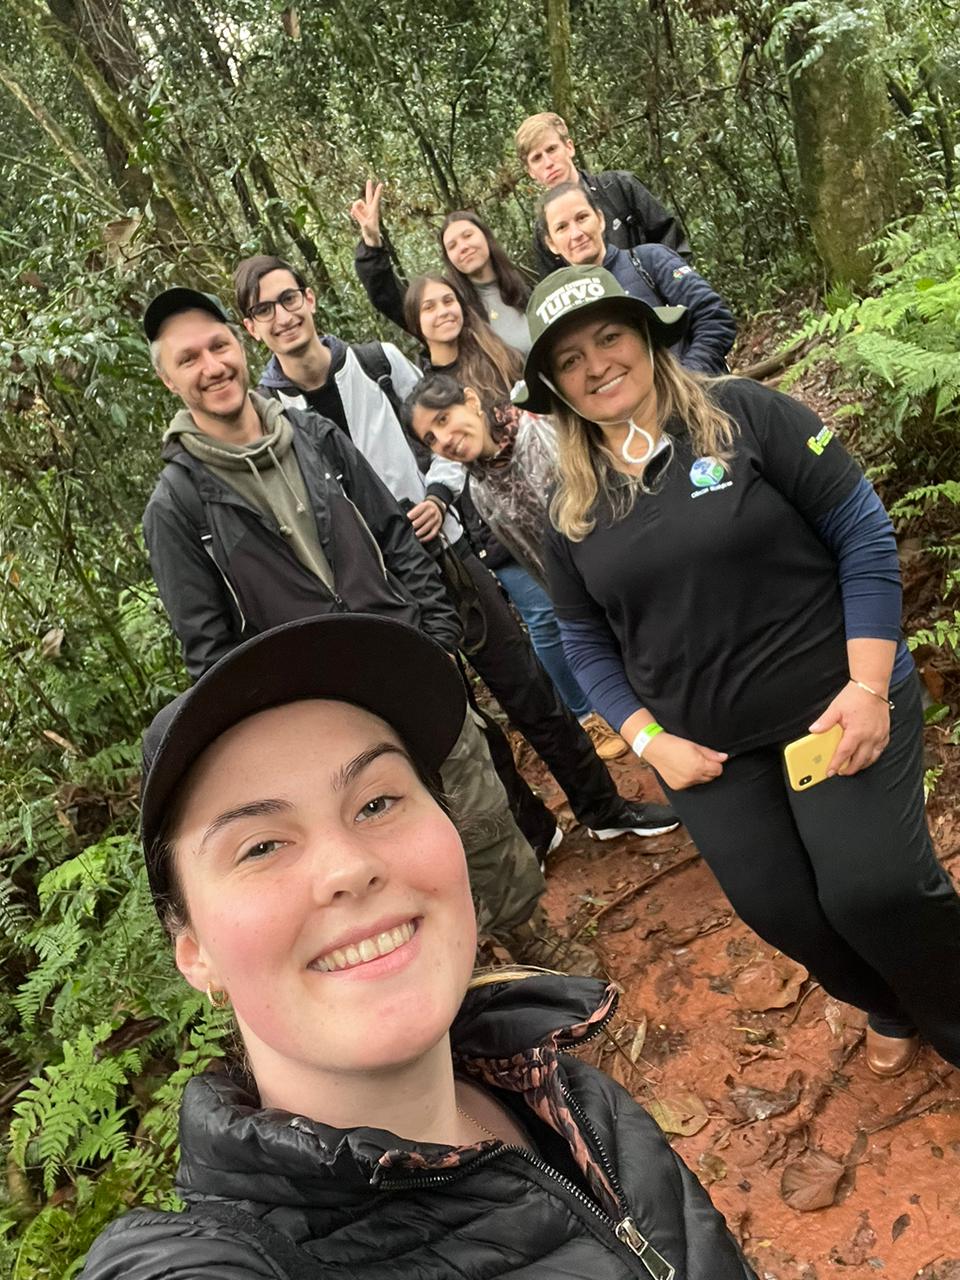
[535,169,691,277]
[81,976,756,1280]
[143,406,462,678]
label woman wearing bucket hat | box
[81,613,755,1280]
[523,265,960,1079]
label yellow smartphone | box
[783,723,844,792]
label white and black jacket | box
[258,339,467,544]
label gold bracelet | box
[849,678,894,709]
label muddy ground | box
[500,317,960,1278]
[527,737,959,1280]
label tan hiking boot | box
[503,906,607,978]
[582,713,630,761]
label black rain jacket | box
[535,169,691,277]
[81,976,756,1280]
[143,406,462,678]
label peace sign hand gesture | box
[350,180,384,248]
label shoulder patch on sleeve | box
[806,426,833,455]
[672,265,693,279]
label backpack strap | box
[628,250,669,307]
[160,459,209,541]
[351,340,402,421]
[185,1200,328,1278]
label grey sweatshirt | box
[164,393,334,588]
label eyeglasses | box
[246,288,307,322]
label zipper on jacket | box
[557,1077,675,1279]
[201,534,248,634]
[385,1144,672,1278]
[384,995,679,1277]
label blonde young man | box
[514,111,689,277]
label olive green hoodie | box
[164,392,334,589]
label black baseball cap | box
[143,286,232,342]
[514,265,688,413]
[140,615,465,915]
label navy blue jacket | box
[534,169,690,277]
[603,244,735,375]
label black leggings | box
[458,549,626,830]
[658,672,960,1066]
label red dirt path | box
[523,735,960,1280]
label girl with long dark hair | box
[351,181,533,352]
[403,274,631,761]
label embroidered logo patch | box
[689,457,725,488]
[672,265,693,280]
[689,455,732,499]
[807,426,833,455]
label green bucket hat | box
[514,265,688,414]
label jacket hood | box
[258,335,347,393]
[177,975,618,1204]
[161,392,287,460]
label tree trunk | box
[11,0,211,256]
[47,0,152,206]
[544,0,573,123]
[0,58,112,200]
[786,3,907,287]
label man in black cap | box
[141,286,595,972]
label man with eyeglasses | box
[235,255,460,550]
[139,284,600,974]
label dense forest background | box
[0,0,958,1273]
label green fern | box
[0,871,32,951]
[10,1023,142,1196]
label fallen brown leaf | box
[891,1211,911,1242]
[780,1147,845,1211]
[726,1069,803,1123]
[648,1092,709,1136]
[733,954,809,1011]
[628,1016,648,1063]
[698,1150,727,1184]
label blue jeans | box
[494,561,591,720]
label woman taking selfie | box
[519,264,960,1077]
[351,180,532,352]
[82,613,754,1279]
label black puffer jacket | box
[534,169,691,277]
[143,405,462,678]
[81,976,756,1279]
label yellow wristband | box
[631,723,663,759]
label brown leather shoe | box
[581,713,630,761]
[865,1027,920,1077]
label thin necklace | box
[456,1104,499,1142]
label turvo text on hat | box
[516,265,688,414]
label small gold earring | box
[206,985,230,1009]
